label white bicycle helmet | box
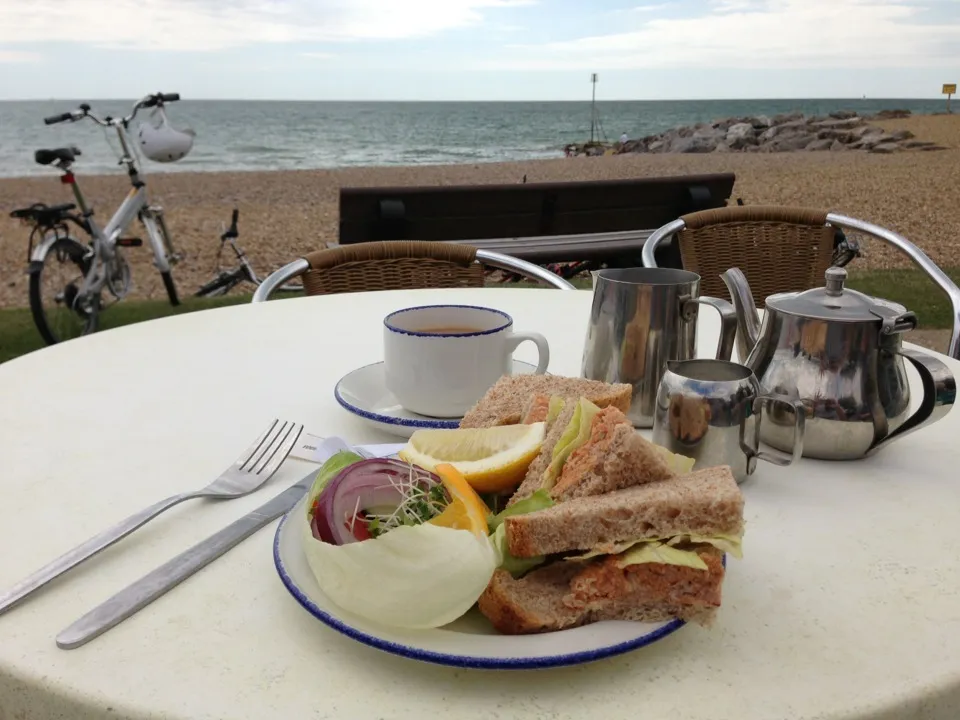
[137,107,196,163]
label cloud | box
[484,0,959,70]
[0,49,41,63]
[629,3,670,12]
[710,0,761,12]
[0,0,534,51]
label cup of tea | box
[383,304,550,418]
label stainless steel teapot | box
[719,266,956,460]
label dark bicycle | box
[194,209,302,298]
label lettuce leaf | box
[306,451,364,517]
[541,398,601,490]
[666,533,743,559]
[300,512,498,629]
[563,539,648,561]
[486,489,556,577]
[491,524,547,577]
[487,489,555,533]
[616,542,709,571]
[653,445,697,474]
[545,396,566,425]
[564,532,743,564]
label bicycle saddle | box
[34,147,81,166]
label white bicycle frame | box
[30,96,179,299]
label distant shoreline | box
[0,96,951,103]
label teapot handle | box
[683,296,738,362]
[866,348,956,456]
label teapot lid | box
[766,267,917,334]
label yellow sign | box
[944,84,957,95]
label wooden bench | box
[337,173,737,271]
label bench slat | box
[446,229,654,263]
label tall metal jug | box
[581,268,738,427]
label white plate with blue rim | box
[333,359,539,439]
[272,488,686,670]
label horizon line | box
[0,95,947,103]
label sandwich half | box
[478,465,744,634]
[459,375,633,429]
[507,395,693,506]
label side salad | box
[299,450,552,629]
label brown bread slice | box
[505,465,744,558]
[507,403,676,507]
[477,547,725,635]
[459,375,632,428]
[477,563,584,634]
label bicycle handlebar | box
[43,92,182,128]
[43,112,74,126]
[139,92,180,109]
[127,92,181,120]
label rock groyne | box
[618,110,946,155]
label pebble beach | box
[0,113,957,309]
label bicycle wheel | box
[194,269,244,298]
[28,236,101,345]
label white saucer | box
[334,359,538,438]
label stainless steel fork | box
[0,418,303,615]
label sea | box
[0,98,948,179]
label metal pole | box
[590,73,598,143]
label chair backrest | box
[301,240,485,296]
[677,205,835,306]
[338,173,737,268]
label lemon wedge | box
[428,464,492,537]
[399,423,546,493]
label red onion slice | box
[310,458,442,545]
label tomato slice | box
[347,512,373,541]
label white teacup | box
[383,304,550,418]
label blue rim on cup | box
[383,304,513,338]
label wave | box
[230,144,290,154]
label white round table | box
[1,287,958,720]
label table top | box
[1,287,959,720]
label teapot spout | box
[719,267,761,364]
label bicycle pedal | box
[117,237,143,247]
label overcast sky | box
[0,0,957,101]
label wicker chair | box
[641,206,842,305]
[641,205,960,359]
[251,240,575,302]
